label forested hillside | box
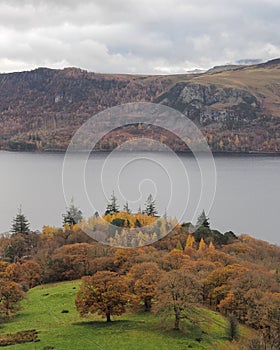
[0,213,279,349]
[1,59,280,152]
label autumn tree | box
[0,279,24,319]
[219,291,237,316]
[0,236,11,261]
[156,268,201,330]
[5,260,42,290]
[161,249,188,271]
[198,238,206,252]
[184,259,217,303]
[7,231,41,261]
[185,234,195,251]
[75,271,129,322]
[127,262,162,311]
[175,240,183,251]
[7,234,28,261]
[47,243,96,281]
[204,264,246,307]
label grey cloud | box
[0,0,279,73]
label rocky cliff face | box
[0,60,279,153]
[157,82,260,126]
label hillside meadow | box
[0,280,252,350]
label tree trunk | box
[106,312,111,322]
[144,298,151,311]
[173,305,180,330]
[174,314,180,330]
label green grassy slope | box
[0,280,252,350]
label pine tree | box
[196,210,210,228]
[144,194,158,216]
[209,240,215,249]
[63,198,83,227]
[11,207,30,234]
[123,202,131,213]
[105,191,119,215]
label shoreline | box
[1,149,280,157]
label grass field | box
[0,280,251,350]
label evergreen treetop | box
[63,198,83,227]
[105,191,120,215]
[144,194,158,216]
[196,210,210,228]
[11,206,30,234]
[123,201,131,213]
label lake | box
[1,150,279,245]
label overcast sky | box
[0,0,280,74]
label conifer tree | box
[63,198,83,227]
[144,194,158,216]
[175,240,183,251]
[196,210,210,228]
[198,238,206,252]
[185,234,195,250]
[123,201,131,213]
[11,207,30,234]
[105,191,119,215]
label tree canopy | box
[75,271,129,322]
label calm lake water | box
[1,150,279,245]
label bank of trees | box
[71,239,279,349]
[0,210,279,349]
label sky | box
[0,0,280,74]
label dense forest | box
[0,203,279,349]
[0,59,280,153]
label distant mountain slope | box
[0,59,279,152]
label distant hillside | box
[0,59,280,152]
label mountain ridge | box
[0,59,279,152]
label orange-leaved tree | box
[5,260,42,290]
[0,279,24,319]
[155,268,201,330]
[75,271,130,322]
[127,262,162,311]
